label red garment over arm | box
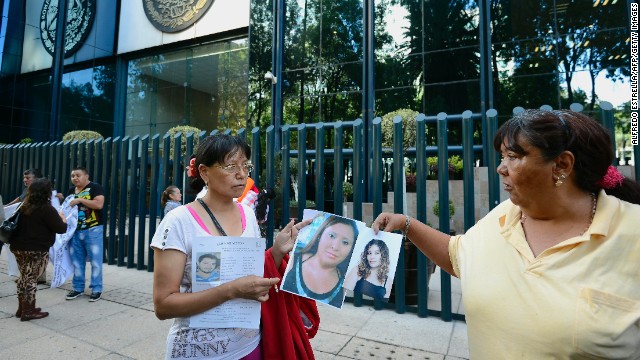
[261,249,320,360]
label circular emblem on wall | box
[143,0,216,33]
[40,0,96,58]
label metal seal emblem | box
[143,0,216,33]
[40,0,96,58]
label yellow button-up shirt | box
[450,190,640,359]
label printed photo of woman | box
[281,213,359,308]
[344,239,392,299]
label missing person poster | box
[189,236,265,329]
[281,210,402,309]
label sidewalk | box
[0,255,469,359]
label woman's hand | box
[372,212,407,234]
[272,218,312,268]
[59,211,67,224]
[230,276,280,302]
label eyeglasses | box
[214,162,254,174]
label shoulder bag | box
[0,205,22,244]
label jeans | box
[69,226,104,293]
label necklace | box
[520,193,597,236]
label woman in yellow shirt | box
[373,109,640,359]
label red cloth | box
[261,249,319,360]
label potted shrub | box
[166,125,202,159]
[62,130,104,159]
[432,199,456,234]
[342,181,354,201]
[62,130,103,142]
[380,109,419,151]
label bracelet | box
[402,215,411,237]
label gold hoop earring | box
[555,174,566,187]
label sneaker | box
[89,292,102,302]
[66,290,83,300]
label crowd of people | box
[3,109,639,358]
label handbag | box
[0,207,21,245]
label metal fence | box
[1,104,637,322]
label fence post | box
[315,123,325,212]
[100,137,110,262]
[462,110,475,232]
[486,109,500,210]
[183,132,196,204]
[128,136,140,268]
[415,114,429,318]
[61,141,71,198]
[172,133,183,189]
[437,112,452,322]
[138,135,150,270]
[162,134,171,197]
[393,115,406,314]
[70,141,79,171]
[372,118,383,217]
[148,134,161,272]
[297,124,307,221]
[333,122,344,216]
[108,137,120,265]
[281,125,291,226]
[251,127,261,187]
[117,137,130,267]
[569,103,584,112]
[265,125,275,248]
[352,119,363,221]
[78,140,86,168]
[600,101,617,165]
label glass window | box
[492,0,630,114]
[125,38,250,137]
[59,65,116,137]
[375,0,480,116]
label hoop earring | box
[555,174,566,187]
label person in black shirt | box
[65,167,105,302]
[11,178,67,321]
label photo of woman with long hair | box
[281,213,359,308]
[344,239,391,299]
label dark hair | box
[21,178,53,215]
[301,215,358,276]
[493,109,640,204]
[23,168,43,178]
[188,134,251,193]
[161,185,178,207]
[72,166,89,176]
[357,239,390,284]
[255,188,275,224]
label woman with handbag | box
[10,178,67,321]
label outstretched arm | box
[372,213,455,276]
